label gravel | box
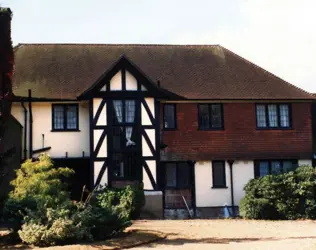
[130,219,316,250]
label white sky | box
[1,0,315,93]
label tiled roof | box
[12,44,315,100]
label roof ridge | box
[220,45,315,99]
[16,43,220,47]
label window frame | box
[254,159,298,178]
[110,99,140,180]
[255,103,292,130]
[51,103,79,132]
[164,162,192,189]
[198,103,224,130]
[163,103,177,130]
[212,160,227,188]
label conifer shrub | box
[3,154,73,230]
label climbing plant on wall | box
[0,7,14,183]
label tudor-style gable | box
[90,56,162,191]
[79,56,173,100]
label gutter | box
[20,102,27,160]
[28,89,33,159]
[227,160,235,217]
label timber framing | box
[78,55,175,100]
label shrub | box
[2,154,132,246]
[3,154,74,229]
[18,202,131,246]
[240,165,316,220]
[97,183,145,220]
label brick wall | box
[165,189,192,208]
[161,102,312,161]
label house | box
[10,44,315,218]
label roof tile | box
[12,44,315,100]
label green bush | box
[97,183,145,220]
[2,154,132,246]
[18,202,131,246]
[3,154,74,230]
[240,165,316,220]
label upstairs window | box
[198,104,223,130]
[52,104,79,131]
[163,104,176,129]
[255,160,298,177]
[212,161,226,188]
[256,104,291,129]
[111,100,138,179]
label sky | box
[1,0,316,93]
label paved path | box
[130,220,316,250]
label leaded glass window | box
[52,104,78,131]
[198,104,223,129]
[256,104,291,128]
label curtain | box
[125,100,136,146]
[268,104,278,127]
[280,104,289,127]
[113,100,123,123]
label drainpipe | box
[21,102,27,160]
[227,160,235,217]
[28,89,33,159]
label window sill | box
[212,186,228,189]
[256,127,293,131]
[198,128,224,131]
[162,128,178,131]
[165,186,191,190]
[51,129,81,132]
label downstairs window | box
[164,162,191,189]
[254,160,298,178]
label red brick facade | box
[161,102,312,161]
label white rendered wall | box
[11,102,90,159]
[141,98,155,125]
[298,159,312,166]
[94,161,108,186]
[142,129,155,157]
[232,160,255,205]
[143,160,156,190]
[93,98,107,126]
[195,160,254,207]
[110,70,122,91]
[11,103,26,159]
[126,70,138,90]
[93,130,107,158]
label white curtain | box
[125,100,136,146]
[113,100,136,147]
[113,100,123,123]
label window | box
[52,104,79,131]
[111,100,139,179]
[163,104,176,129]
[212,161,226,188]
[164,162,191,188]
[198,104,223,129]
[255,160,298,177]
[256,104,291,129]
